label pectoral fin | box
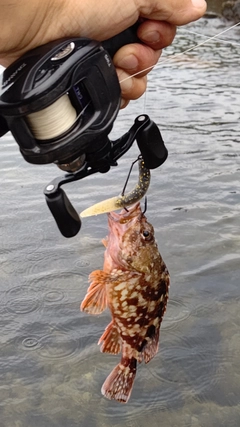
[80,270,108,314]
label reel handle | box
[136,119,168,169]
[45,187,81,238]
[0,115,9,137]
[102,22,140,57]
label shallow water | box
[0,16,240,427]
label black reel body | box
[0,38,120,165]
[0,25,168,238]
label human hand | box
[0,0,206,106]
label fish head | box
[104,203,161,273]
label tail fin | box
[101,358,137,403]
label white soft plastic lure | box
[80,158,150,217]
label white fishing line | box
[27,94,77,140]
[119,21,240,84]
[180,29,240,47]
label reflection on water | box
[1,16,240,427]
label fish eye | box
[142,230,152,240]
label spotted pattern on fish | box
[81,202,169,403]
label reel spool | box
[26,94,78,141]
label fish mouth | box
[108,202,142,223]
[107,203,143,243]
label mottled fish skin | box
[80,202,170,403]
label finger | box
[116,69,147,100]
[120,99,130,109]
[137,20,176,50]
[113,43,161,77]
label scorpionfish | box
[81,202,170,403]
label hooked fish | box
[80,202,170,403]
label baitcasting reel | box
[0,25,168,237]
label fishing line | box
[121,156,141,196]
[142,196,147,214]
[180,29,240,47]
[119,21,240,85]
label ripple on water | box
[20,327,100,368]
[26,269,85,304]
[146,328,226,406]
[4,285,41,315]
[22,337,40,350]
[37,331,80,360]
[162,295,192,330]
[44,290,65,303]
[74,259,91,270]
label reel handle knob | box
[45,188,81,238]
[0,115,9,137]
[136,117,168,169]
